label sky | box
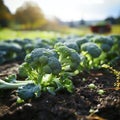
[3,0,120,21]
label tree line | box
[0,0,61,30]
[0,0,120,30]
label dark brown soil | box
[0,63,120,120]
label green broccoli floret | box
[91,36,114,50]
[48,57,61,75]
[0,42,22,53]
[101,44,111,52]
[0,42,22,62]
[64,41,80,52]
[75,37,89,50]
[24,48,61,83]
[18,62,30,78]
[110,35,120,55]
[81,42,101,58]
[80,42,102,69]
[34,39,51,49]
[54,43,81,71]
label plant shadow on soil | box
[0,62,120,120]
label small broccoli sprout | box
[88,83,97,89]
[97,89,105,95]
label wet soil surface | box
[0,63,120,120]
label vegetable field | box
[0,25,120,40]
[0,33,120,120]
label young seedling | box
[88,83,97,89]
[97,89,105,95]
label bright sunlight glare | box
[4,0,120,21]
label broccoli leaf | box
[17,83,41,100]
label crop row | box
[0,34,120,101]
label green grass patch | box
[111,25,120,34]
[0,29,64,40]
[0,25,120,40]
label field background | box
[0,25,120,40]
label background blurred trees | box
[0,0,12,27]
[1,0,119,30]
[14,2,47,29]
[0,0,66,30]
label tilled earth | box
[0,62,120,120]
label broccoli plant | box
[17,48,62,99]
[0,42,22,64]
[64,41,80,52]
[90,36,114,64]
[0,38,52,61]
[75,37,89,51]
[0,47,75,100]
[54,43,81,72]
[81,42,102,69]
[107,35,120,64]
[53,43,81,91]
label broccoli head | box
[54,43,81,71]
[81,42,101,58]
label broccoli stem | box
[37,74,43,84]
[0,79,33,89]
[37,68,44,84]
